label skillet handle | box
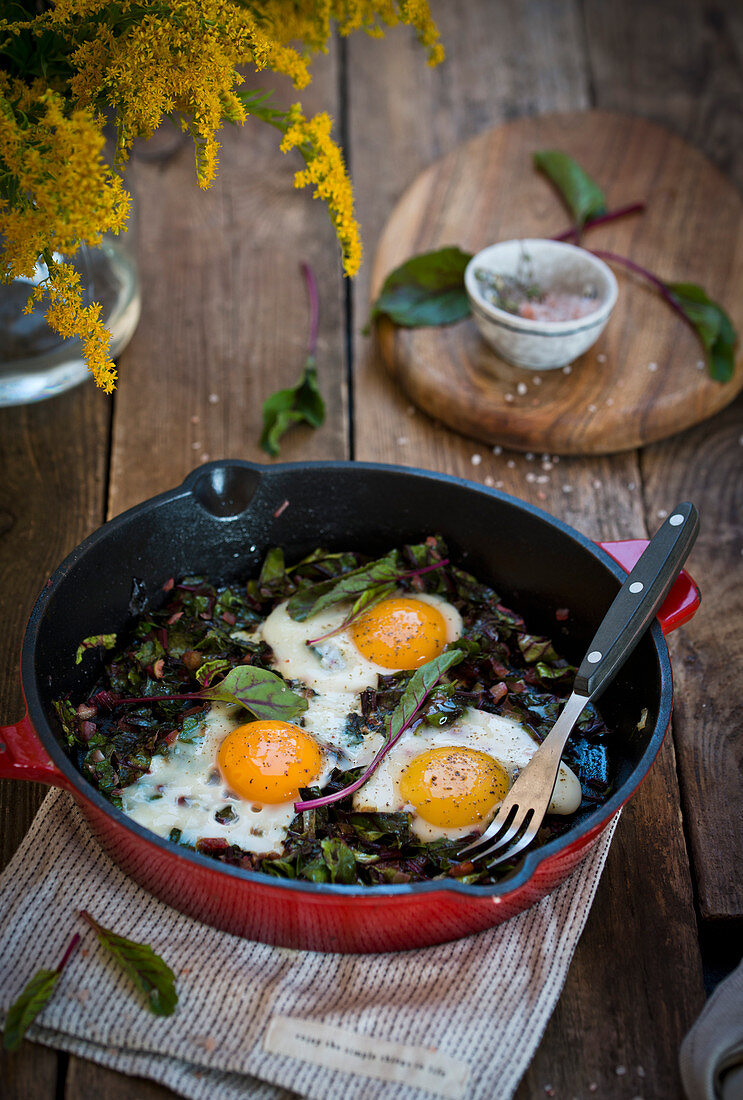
[578,503,700,697]
[598,538,700,635]
[0,713,72,788]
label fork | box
[459,501,699,867]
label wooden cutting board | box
[371,111,743,454]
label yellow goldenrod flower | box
[0,1,442,389]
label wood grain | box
[582,0,743,924]
[371,110,743,455]
[107,57,348,522]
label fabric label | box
[264,1015,471,1099]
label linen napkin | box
[0,789,618,1100]
[680,956,743,1100]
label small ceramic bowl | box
[464,239,618,370]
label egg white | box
[353,707,583,841]
[260,592,462,692]
[120,703,338,856]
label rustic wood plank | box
[0,384,109,1091]
[349,1,707,1095]
[107,54,348,522]
[65,1057,177,1100]
[583,0,743,922]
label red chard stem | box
[57,933,81,973]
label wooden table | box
[2,2,742,1096]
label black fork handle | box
[574,503,700,699]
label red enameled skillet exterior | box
[0,461,699,953]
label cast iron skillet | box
[0,460,699,952]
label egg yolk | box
[399,747,509,828]
[218,720,323,804]
[351,597,448,669]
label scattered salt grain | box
[200,453,210,463]
[657,509,668,519]
[526,471,536,483]
[697,359,705,370]
[484,475,495,487]
[397,436,408,446]
[588,404,597,413]
[648,361,658,372]
[597,353,607,363]
[627,481,636,491]
[517,381,528,396]
[637,1067,646,1078]
[507,459,516,469]
[492,444,503,455]
[190,415,200,424]
[471,453,482,466]
[208,392,219,403]
[504,393,515,402]
[606,397,614,406]
[616,1065,627,1076]
[533,376,542,385]
[525,452,534,461]
[536,474,550,484]
[537,490,547,501]
[496,480,504,489]
[593,479,602,489]
[191,441,201,450]
[562,484,573,494]
[589,1084,598,1093]
[563,364,572,375]
[542,461,553,471]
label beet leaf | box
[80,911,177,1016]
[200,665,308,722]
[2,933,80,1051]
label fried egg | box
[261,592,462,692]
[121,704,336,855]
[353,708,583,841]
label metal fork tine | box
[459,802,518,856]
[486,817,541,867]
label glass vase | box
[0,211,141,407]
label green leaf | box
[75,633,117,665]
[2,968,60,1051]
[369,247,473,327]
[667,282,737,383]
[201,665,308,722]
[388,649,465,740]
[260,357,325,457]
[81,911,177,1017]
[258,547,286,587]
[320,838,357,883]
[286,551,402,621]
[533,150,606,229]
[3,932,80,1051]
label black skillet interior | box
[24,460,669,826]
